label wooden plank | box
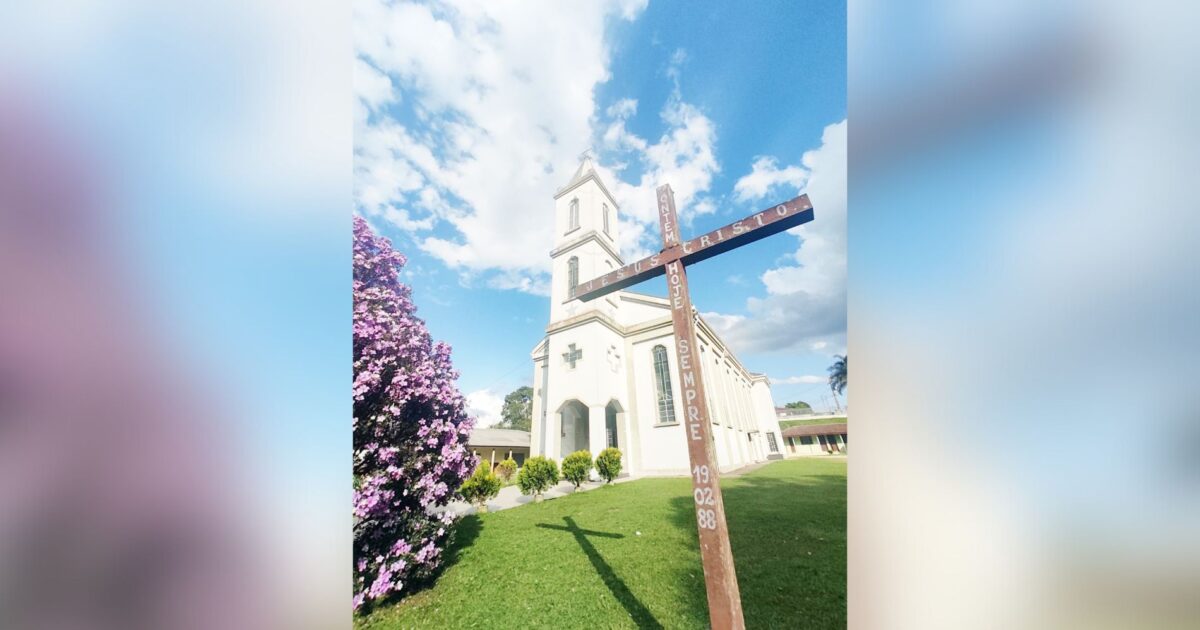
[573,194,813,303]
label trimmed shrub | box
[561,450,593,490]
[458,461,502,511]
[595,447,622,484]
[495,457,517,483]
[517,456,559,500]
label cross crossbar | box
[571,194,813,302]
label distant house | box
[781,423,847,456]
[468,428,531,469]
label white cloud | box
[706,120,847,354]
[733,156,809,203]
[593,94,721,255]
[353,9,728,295]
[485,270,551,297]
[772,375,826,385]
[465,389,504,428]
[354,57,395,113]
[353,0,663,295]
[606,98,639,119]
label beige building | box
[468,428,531,469]
[782,423,848,456]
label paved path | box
[440,459,787,517]
[442,474,640,517]
[722,460,774,477]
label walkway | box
[441,459,783,516]
[441,474,639,517]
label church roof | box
[554,153,619,206]
[781,423,848,438]
[558,154,597,194]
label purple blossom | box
[352,217,477,610]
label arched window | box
[567,256,579,296]
[603,204,610,235]
[652,345,676,424]
[568,198,580,231]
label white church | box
[529,157,788,476]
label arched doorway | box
[604,400,629,473]
[558,400,589,456]
[604,400,623,449]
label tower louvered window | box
[567,256,579,296]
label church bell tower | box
[548,154,623,324]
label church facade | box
[529,157,787,476]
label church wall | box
[533,314,784,474]
[737,373,756,458]
[722,361,749,466]
[628,333,694,474]
[751,379,786,458]
[615,296,671,327]
[530,348,549,457]
[701,342,755,472]
[620,336,644,476]
[550,239,621,324]
[540,320,629,463]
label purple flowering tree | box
[352,216,477,610]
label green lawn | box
[778,417,846,429]
[358,458,846,629]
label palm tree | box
[827,355,847,412]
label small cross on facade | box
[562,343,582,369]
[606,344,621,373]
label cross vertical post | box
[657,184,744,629]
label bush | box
[595,447,622,483]
[352,217,476,610]
[495,457,517,483]
[517,456,559,500]
[458,461,502,511]
[561,450,593,490]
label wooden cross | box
[572,185,814,629]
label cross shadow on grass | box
[536,516,665,629]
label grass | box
[777,417,846,429]
[357,458,846,629]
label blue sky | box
[355,0,847,422]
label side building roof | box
[468,428,531,448]
[781,423,848,438]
